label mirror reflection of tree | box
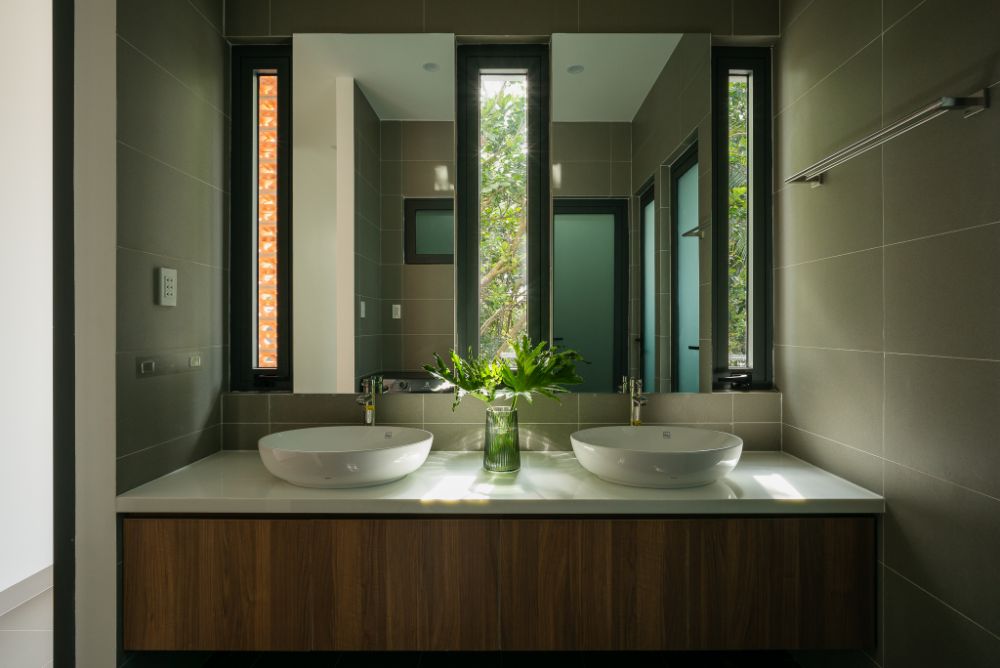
[478,76,528,358]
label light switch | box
[360,300,366,318]
[157,267,177,306]
[392,304,402,319]
[188,354,202,368]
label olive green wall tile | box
[424,393,486,424]
[117,426,220,494]
[222,422,270,450]
[776,345,883,454]
[270,0,423,34]
[517,394,578,423]
[883,0,1000,121]
[774,149,882,268]
[885,462,1000,636]
[401,160,455,197]
[578,393,630,423]
[269,394,361,423]
[402,334,454,371]
[401,121,454,162]
[884,224,1000,360]
[375,393,424,424]
[733,0,779,37]
[520,423,576,451]
[732,391,781,422]
[425,0,578,34]
[117,39,227,190]
[402,264,454,300]
[775,0,880,112]
[886,353,1000,499]
[222,393,269,423]
[224,0,269,36]
[733,422,781,451]
[425,423,484,451]
[578,0,731,34]
[117,144,226,267]
[774,248,883,351]
[884,96,1000,244]
[552,122,611,163]
[643,392,732,424]
[188,0,224,33]
[884,569,1000,668]
[775,41,881,180]
[402,299,454,336]
[552,161,611,197]
[782,424,883,494]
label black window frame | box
[404,197,454,265]
[711,46,773,390]
[669,142,700,393]
[551,198,629,390]
[456,44,550,356]
[230,45,293,391]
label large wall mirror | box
[291,33,712,394]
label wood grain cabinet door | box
[313,519,500,651]
[499,517,874,651]
[123,518,315,651]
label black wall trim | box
[230,46,293,391]
[711,46,773,390]
[456,44,550,355]
[53,0,76,663]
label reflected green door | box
[675,163,699,392]
[553,212,616,392]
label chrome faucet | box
[619,376,648,426]
[356,375,383,425]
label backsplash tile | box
[221,391,782,452]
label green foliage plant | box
[424,335,584,411]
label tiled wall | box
[380,120,456,371]
[775,1,1000,665]
[629,33,713,391]
[224,0,778,39]
[221,390,781,452]
[551,121,632,198]
[355,84,382,384]
[115,0,227,493]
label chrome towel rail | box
[785,88,990,185]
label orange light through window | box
[256,73,279,368]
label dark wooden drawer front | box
[499,517,875,650]
[123,516,874,652]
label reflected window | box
[404,198,454,264]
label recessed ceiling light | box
[422,62,440,72]
[567,64,585,75]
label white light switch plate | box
[157,267,177,306]
[360,300,366,318]
[392,304,402,319]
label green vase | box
[484,405,520,472]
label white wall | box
[0,0,53,597]
[293,34,357,393]
[75,0,118,662]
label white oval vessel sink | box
[570,425,742,488]
[259,426,433,488]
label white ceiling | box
[552,34,682,122]
[294,33,455,121]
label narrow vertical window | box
[457,46,549,358]
[478,72,528,358]
[232,47,292,390]
[255,72,279,369]
[727,72,751,369]
[712,48,772,389]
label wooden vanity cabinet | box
[122,516,874,652]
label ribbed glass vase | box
[483,405,520,472]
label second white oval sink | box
[570,425,742,488]
[259,426,432,488]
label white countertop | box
[116,451,884,515]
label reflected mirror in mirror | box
[293,34,456,393]
[550,33,712,393]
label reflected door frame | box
[552,198,629,390]
[670,142,699,393]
